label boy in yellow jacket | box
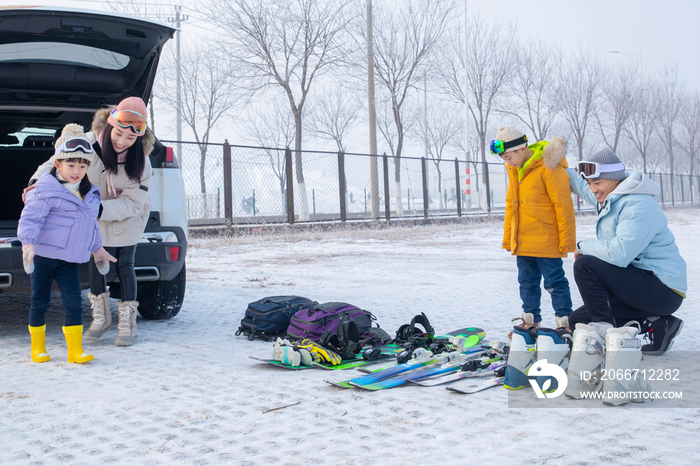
[495,126,576,330]
[493,126,576,390]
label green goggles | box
[490,135,528,155]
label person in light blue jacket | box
[568,148,686,355]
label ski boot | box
[535,327,572,393]
[602,327,653,406]
[565,323,610,399]
[507,312,540,339]
[504,326,537,390]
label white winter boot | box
[565,323,610,399]
[602,327,653,406]
[115,300,138,347]
[84,291,111,342]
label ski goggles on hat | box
[53,137,94,157]
[489,135,528,155]
[110,108,147,135]
[577,161,626,179]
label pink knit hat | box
[107,96,148,133]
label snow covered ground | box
[2,208,699,465]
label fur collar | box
[91,107,155,156]
[542,136,567,170]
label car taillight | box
[165,146,174,162]
[169,246,179,261]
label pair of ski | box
[327,349,504,390]
[325,329,493,390]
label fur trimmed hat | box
[54,124,96,165]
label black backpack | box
[236,296,317,341]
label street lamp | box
[607,47,643,69]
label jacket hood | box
[542,136,568,169]
[92,107,155,156]
[610,169,660,198]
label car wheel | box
[137,263,186,320]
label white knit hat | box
[54,123,95,165]
[495,126,528,153]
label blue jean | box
[88,245,137,301]
[516,256,572,323]
[29,255,83,327]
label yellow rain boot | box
[63,325,94,364]
[29,324,50,363]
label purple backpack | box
[287,302,393,359]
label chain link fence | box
[165,140,700,226]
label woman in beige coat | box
[27,97,154,347]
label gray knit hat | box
[583,148,627,180]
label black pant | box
[89,245,137,301]
[30,255,82,327]
[569,255,683,328]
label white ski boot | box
[504,326,537,390]
[535,328,571,393]
[565,323,610,399]
[602,327,653,406]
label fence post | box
[285,147,295,224]
[454,158,462,217]
[421,157,429,219]
[659,173,664,205]
[223,140,232,226]
[681,175,685,204]
[382,153,390,221]
[338,151,346,222]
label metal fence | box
[166,140,700,226]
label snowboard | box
[251,344,403,370]
[353,349,503,391]
[407,361,506,387]
[445,377,505,394]
[353,327,486,375]
[249,356,313,370]
[310,352,397,370]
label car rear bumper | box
[0,226,187,293]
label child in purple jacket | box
[19,124,116,364]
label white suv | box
[0,7,187,319]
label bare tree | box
[594,64,639,153]
[201,0,354,220]
[655,66,685,177]
[555,49,601,162]
[307,84,361,153]
[367,0,455,216]
[435,15,516,213]
[106,0,173,131]
[500,40,559,142]
[676,91,700,177]
[243,97,296,214]
[158,46,239,213]
[420,103,461,209]
[624,78,657,173]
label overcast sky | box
[3,0,699,149]
[475,0,700,90]
[7,0,698,90]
